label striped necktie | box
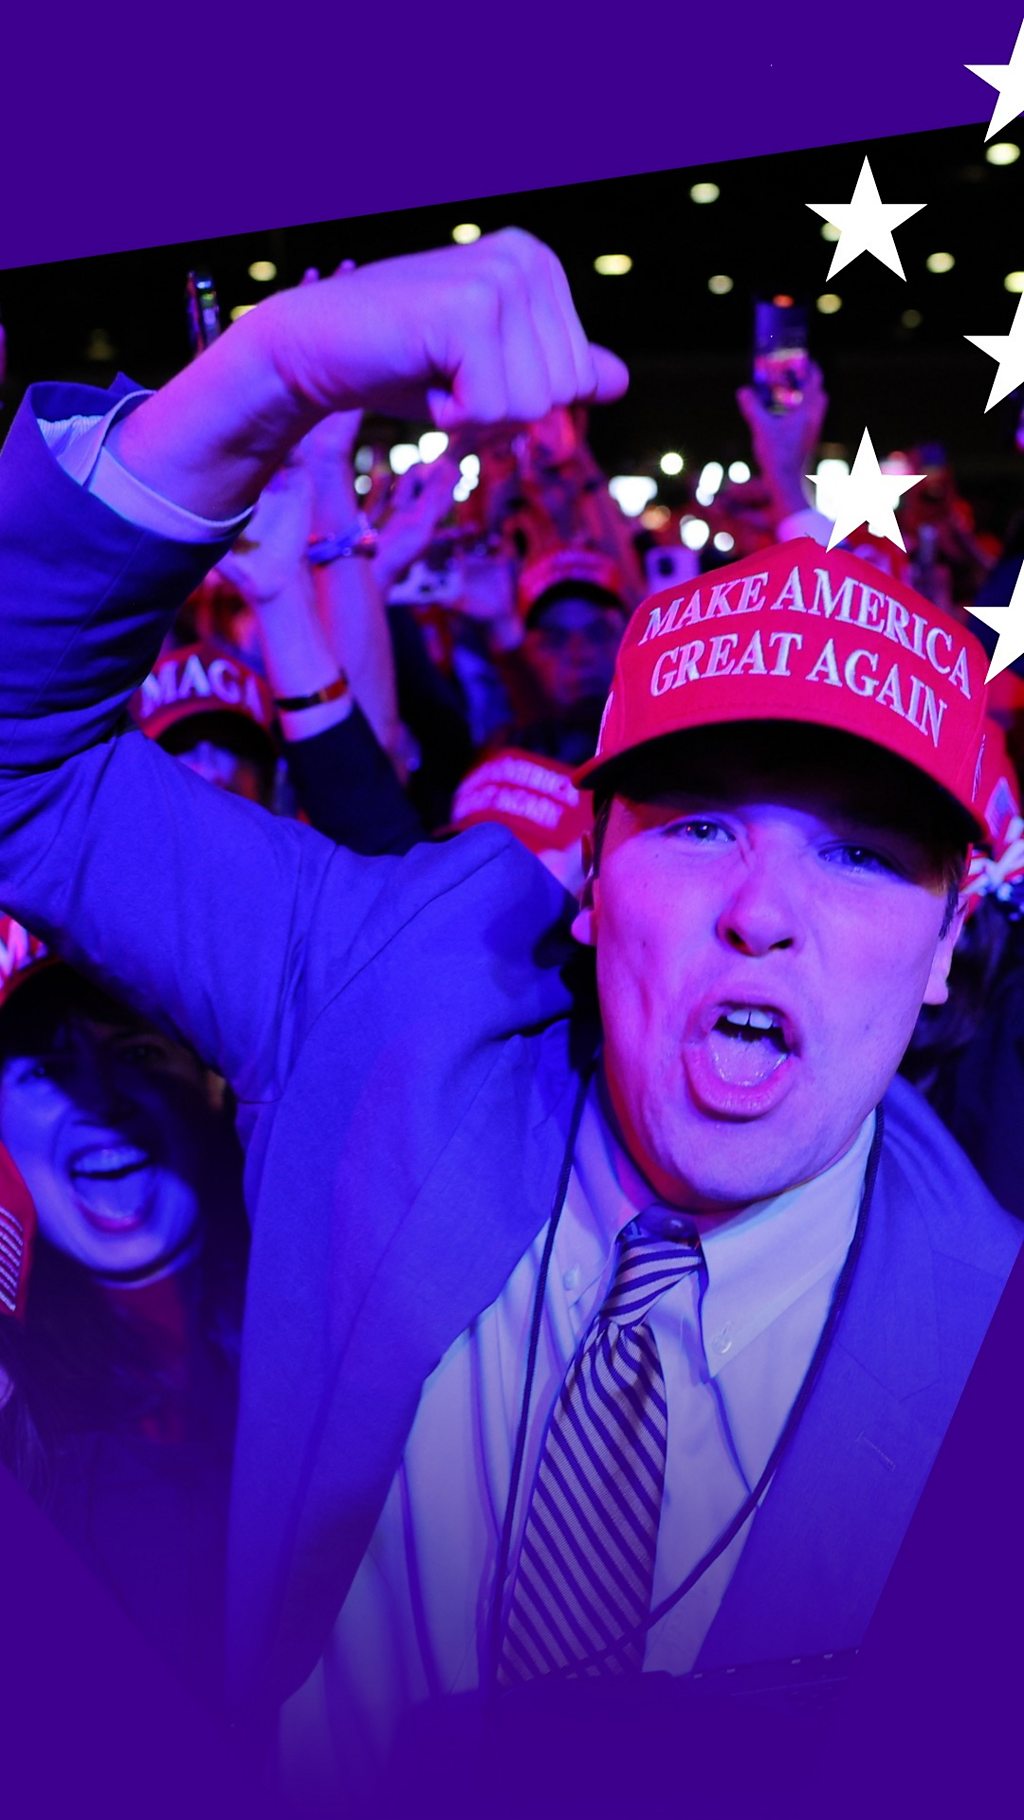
[498,1220,702,1683]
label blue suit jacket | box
[0,383,1019,1717]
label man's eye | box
[666,819,732,845]
[825,844,896,874]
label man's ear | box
[571,829,599,947]
[922,892,967,1007]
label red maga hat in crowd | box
[575,537,990,837]
[0,917,45,1319]
[517,547,626,623]
[451,749,593,855]
[0,1144,35,1321]
[129,642,277,746]
[0,923,41,1319]
[0,914,55,1014]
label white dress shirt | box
[282,1081,871,1793]
[41,395,249,541]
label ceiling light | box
[695,460,724,506]
[609,475,656,516]
[418,431,449,463]
[389,443,420,475]
[680,516,710,549]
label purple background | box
[2,2,1023,1812]
[2,3,1023,270]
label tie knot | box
[599,1224,702,1327]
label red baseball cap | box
[517,548,626,624]
[0,1144,35,1321]
[129,642,277,747]
[0,920,43,1318]
[575,538,990,838]
[451,749,593,855]
[0,915,56,1014]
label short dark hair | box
[0,967,142,1059]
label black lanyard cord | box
[485,1057,593,1679]
[487,1101,885,1684]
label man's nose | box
[716,854,803,957]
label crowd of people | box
[0,232,1021,1812]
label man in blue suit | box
[0,231,1017,1801]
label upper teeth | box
[72,1146,149,1177]
[723,1008,779,1031]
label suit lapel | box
[252,1020,589,1706]
[696,1124,942,1669]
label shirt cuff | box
[39,395,250,544]
[777,505,833,546]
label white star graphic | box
[805,157,925,281]
[964,291,1024,410]
[808,430,924,552]
[966,19,1024,141]
[967,564,1024,682]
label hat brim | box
[574,710,986,845]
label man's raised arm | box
[0,233,626,1098]
[107,230,627,518]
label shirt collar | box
[562,1070,873,1367]
[689,1114,873,1373]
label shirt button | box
[712,1326,733,1356]
[562,1265,581,1292]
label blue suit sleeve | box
[0,382,407,1100]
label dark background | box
[3,121,1023,530]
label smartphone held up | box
[753,293,809,412]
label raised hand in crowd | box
[373,452,461,595]
[500,406,646,602]
[107,230,628,520]
[215,418,400,754]
[213,450,352,745]
[736,357,829,528]
[216,456,313,606]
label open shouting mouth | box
[68,1143,158,1232]
[683,999,800,1118]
